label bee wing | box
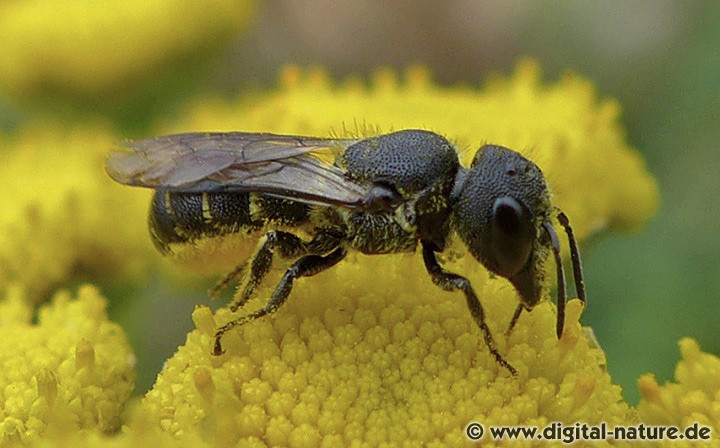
[106,132,371,208]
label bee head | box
[451,145,553,307]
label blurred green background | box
[2,1,718,405]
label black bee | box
[106,129,585,375]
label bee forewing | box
[106,132,371,208]
[106,148,236,188]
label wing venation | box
[106,132,370,209]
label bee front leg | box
[421,244,517,376]
[506,303,528,337]
[213,246,347,355]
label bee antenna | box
[543,221,567,339]
[556,210,587,305]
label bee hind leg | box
[213,246,347,355]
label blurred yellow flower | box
[638,338,720,437]
[0,124,156,301]
[0,285,135,443]
[0,0,256,104]
[175,61,658,242]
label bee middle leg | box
[421,243,517,376]
[229,231,308,313]
[213,246,347,355]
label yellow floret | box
[0,285,136,443]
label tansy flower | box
[0,285,135,444]
[0,0,256,122]
[0,124,157,301]
[638,338,720,437]
[173,61,658,240]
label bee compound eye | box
[492,197,526,236]
[489,196,534,277]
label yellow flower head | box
[177,61,658,238]
[0,124,157,301]
[0,285,135,443]
[0,0,256,101]
[132,62,656,445]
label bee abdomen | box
[149,190,256,253]
[149,190,312,254]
